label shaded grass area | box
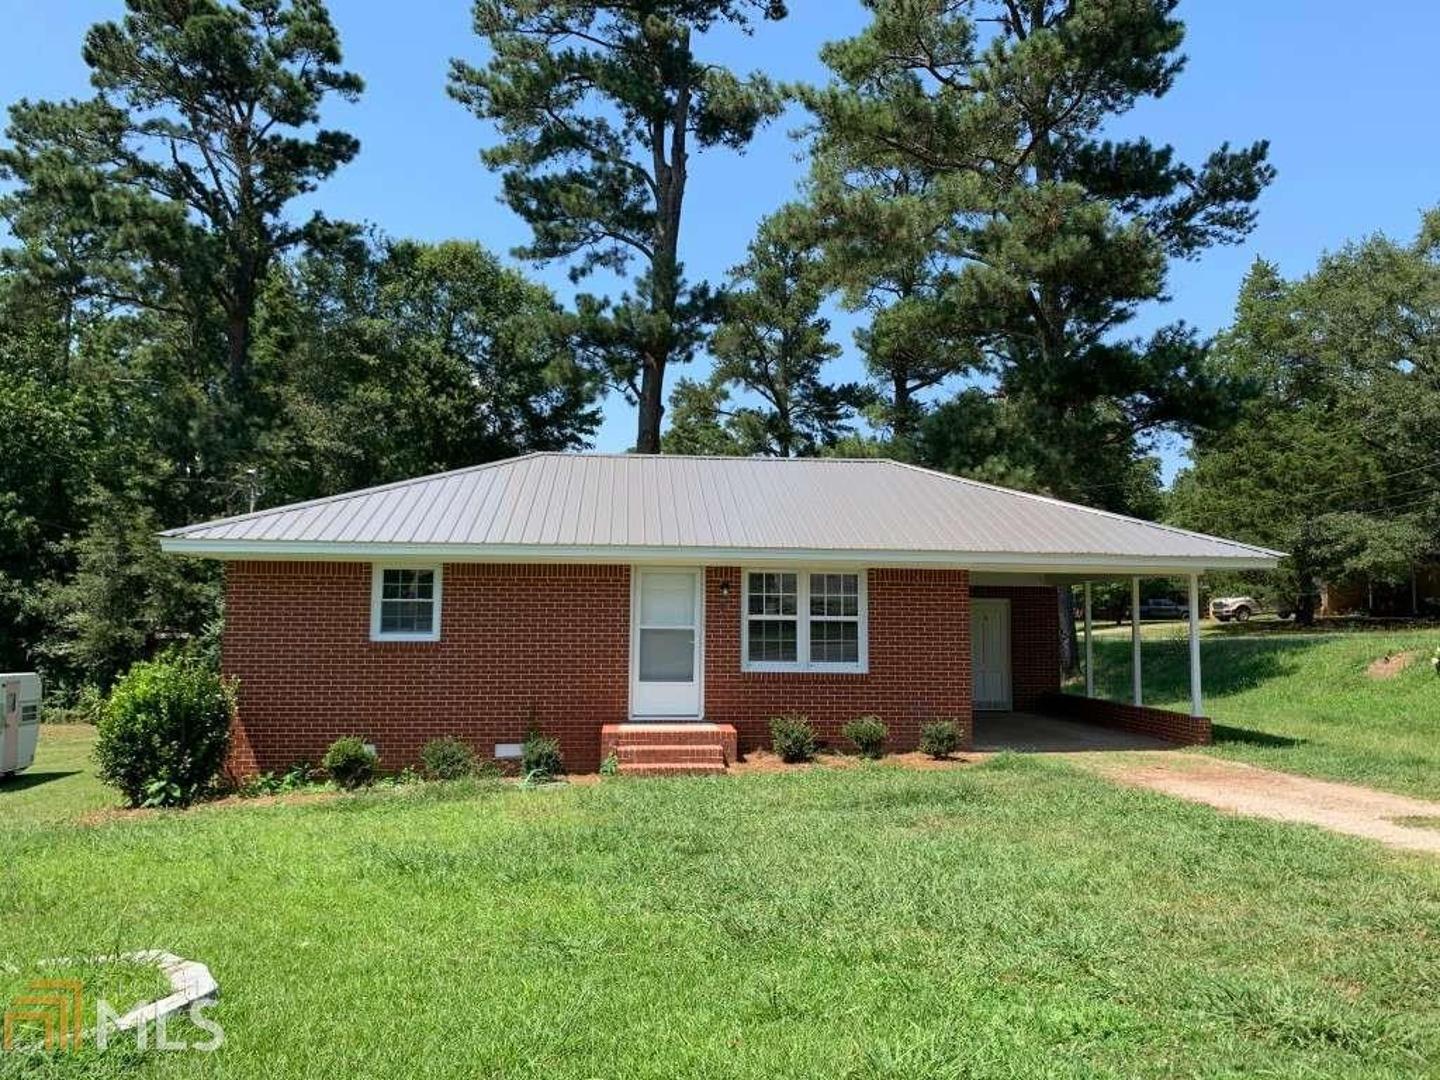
[3,753,1440,1078]
[1078,628,1440,799]
[0,725,118,824]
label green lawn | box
[0,723,117,822]
[1079,624,1440,800]
[3,728,1440,1077]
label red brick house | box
[160,454,1280,775]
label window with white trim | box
[743,570,867,672]
[370,565,442,641]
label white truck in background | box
[1,672,41,777]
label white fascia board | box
[158,537,1281,573]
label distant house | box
[1320,562,1440,618]
[160,454,1280,775]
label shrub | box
[236,760,318,799]
[94,655,235,808]
[323,736,378,790]
[419,736,478,781]
[769,713,818,763]
[521,730,564,779]
[842,715,888,759]
[599,751,620,777]
[919,719,961,760]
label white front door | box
[972,599,1012,711]
[631,569,703,718]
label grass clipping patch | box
[1365,650,1419,679]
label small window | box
[371,566,442,641]
[742,570,866,672]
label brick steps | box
[600,722,738,777]
[619,762,727,777]
[618,744,726,765]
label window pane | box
[381,598,434,634]
[809,620,859,664]
[382,569,432,601]
[748,572,797,616]
[747,619,798,663]
[640,573,695,627]
[810,573,859,617]
[639,628,694,681]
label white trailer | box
[1,672,41,777]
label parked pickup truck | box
[1137,598,1188,620]
[1209,596,1258,622]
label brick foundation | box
[1038,693,1212,745]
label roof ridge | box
[531,451,892,464]
[157,453,546,537]
[882,459,1285,559]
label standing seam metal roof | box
[159,453,1282,566]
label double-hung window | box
[742,570,866,672]
[370,565,442,642]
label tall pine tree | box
[449,0,787,453]
[799,0,1272,505]
[668,208,869,456]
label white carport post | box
[1131,576,1142,706]
[1188,573,1203,717]
[1083,582,1094,698]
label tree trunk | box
[892,374,914,440]
[1057,586,1079,675]
[225,311,250,387]
[636,359,664,453]
[632,32,690,456]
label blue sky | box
[4,1,1439,480]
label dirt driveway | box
[1081,753,1440,854]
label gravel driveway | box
[1083,753,1440,854]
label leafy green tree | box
[798,0,1272,499]
[256,237,602,498]
[667,209,870,456]
[449,0,787,453]
[1170,215,1440,622]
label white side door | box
[631,569,703,718]
[972,599,1013,711]
[1,679,19,774]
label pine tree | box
[1,0,363,390]
[798,0,1273,499]
[449,0,787,453]
[680,209,870,456]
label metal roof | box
[158,453,1282,571]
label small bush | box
[599,751,620,776]
[94,655,235,808]
[521,730,564,779]
[919,719,961,760]
[769,713,818,763]
[324,736,378,790]
[419,736,478,781]
[842,715,888,759]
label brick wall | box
[221,561,629,775]
[971,584,1063,711]
[222,561,1073,774]
[1038,693,1212,745]
[702,567,974,755]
